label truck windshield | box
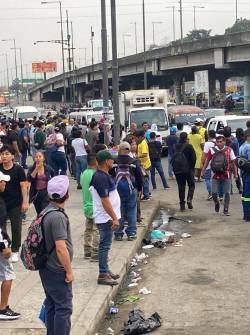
[17,111,39,120]
[130,109,167,129]
[173,113,204,124]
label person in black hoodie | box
[110,142,143,241]
[174,132,196,211]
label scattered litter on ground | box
[135,253,148,262]
[109,306,119,314]
[174,242,184,247]
[131,271,141,279]
[142,245,154,249]
[131,277,142,283]
[106,327,115,335]
[128,283,139,288]
[123,309,161,334]
[139,287,151,295]
[118,295,140,305]
[181,233,192,238]
[169,216,193,224]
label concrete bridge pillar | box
[173,77,182,105]
[244,76,250,113]
[208,72,216,107]
[219,78,226,94]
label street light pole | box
[235,0,238,21]
[91,26,95,97]
[179,0,183,41]
[142,0,147,89]
[152,22,162,46]
[101,0,109,112]
[193,6,205,30]
[166,6,176,41]
[110,0,120,145]
[2,38,19,104]
[130,22,138,54]
[122,34,131,57]
[0,54,10,105]
[71,21,76,104]
[41,1,67,103]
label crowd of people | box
[0,113,250,334]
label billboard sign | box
[32,62,57,73]
[194,70,209,94]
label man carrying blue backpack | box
[111,142,143,241]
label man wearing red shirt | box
[201,135,238,216]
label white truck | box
[119,89,175,150]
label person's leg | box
[150,163,156,189]
[57,152,67,175]
[168,154,174,178]
[223,179,231,213]
[80,156,87,175]
[21,150,28,168]
[241,173,250,220]
[175,174,186,210]
[212,179,220,212]
[125,191,137,238]
[84,218,94,257]
[204,169,212,196]
[186,171,195,205]
[155,160,169,188]
[39,268,73,335]
[137,197,142,222]
[75,156,81,185]
[142,174,150,198]
[91,221,100,258]
[0,281,12,309]
[114,198,126,239]
[7,207,22,253]
[97,221,113,275]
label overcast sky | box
[0,0,249,84]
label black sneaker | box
[224,209,230,216]
[127,235,137,241]
[114,236,123,241]
[0,306,20,320]
[215,202,220,213]
[141,196,150,201]
[77,184,82,190]
[187,201,193,210]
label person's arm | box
[55,240,74,283]
[201,150,212,176]
[12,141,21,156]
[84,139,90,153]
[101,197,119,230]
[30,166,38,179]
[20,181,29,213]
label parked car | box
[206,115,250,136]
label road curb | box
[71,200,160,335]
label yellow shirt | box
[138,139,151,169]
[198,126,206,142]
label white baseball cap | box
[0,171,10,182]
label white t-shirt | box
[72,138,88,157]
[56,133,65,153]
[203,140,215,170]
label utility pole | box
[193,6,204,30]
[71,21,76,104]
[91,26,95,97]
[101,0,109,114]
[5,54,10,104]
[235,0,238,21]
[166,6,176,41]
[130,22,138,54]
[66,10,72,103]
[179,0,183,41]
[142,0,147,89]
[110,0,120,145]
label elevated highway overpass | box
[28,31,250,109]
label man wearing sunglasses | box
[201,135,238,216]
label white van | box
[69,111,104,125]
[14,106,40,121]
[206,115,250,136]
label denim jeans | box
[212,179,231,210]
[115,190,137,238]
[143,169,150,198]
[168,154,174,177]
[150,160,169,189]
[39,267,73,335]
[242,172,250,220]
[204,169,212,195]
[96,221,113,274]
[21,149,28,168]
[75,155,87,184]
[51,151,67,175]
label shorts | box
[0,253,16,281]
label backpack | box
[171,144,189,175]
[115,163,136,198]
[210,148,228,173]
[21,207,63,271]
[148,142,161,161]
[45,133,57,153]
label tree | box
[184,29,212,42]
[225,18,250,34]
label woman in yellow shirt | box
[188,126,203,182]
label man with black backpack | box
[201,135,238,216]
[111,142,143,241]
[171,132,196,211]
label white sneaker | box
[11,252,19,263]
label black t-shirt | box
[0,164,26,210]
[148,141,162,161]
